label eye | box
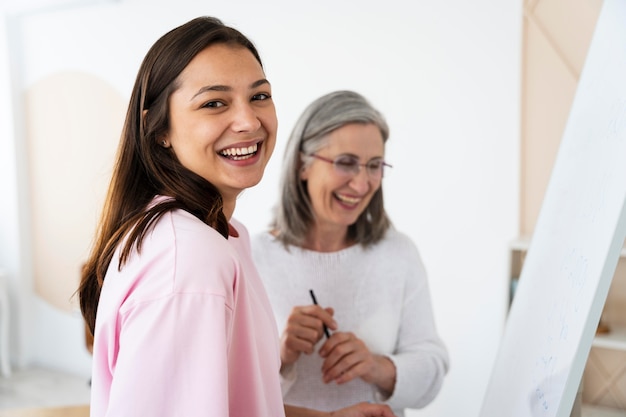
[367,159,384,170]
[252,92,272,101]
[335,156,359,169]
[201,100,225,109]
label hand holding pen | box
[282,291,394,391]
[309,291,395,390]
[309,289,331,338]
[278,290,337,368]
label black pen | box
[309,289,331,338]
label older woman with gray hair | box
[252,90,449,416]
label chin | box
[239,173,264,190]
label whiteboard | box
[479,0,626,416]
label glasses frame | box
[308,153,392,178]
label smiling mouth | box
[335,193,361,205]
[219,142,259,161]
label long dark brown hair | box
[78,17,263,335]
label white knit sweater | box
[251,228,449,417]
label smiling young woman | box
[77,17,394,417]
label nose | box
[231,102,261,133]
[348,167,371,194]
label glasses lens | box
[333,156,360,175]
[366,159,384,177]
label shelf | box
[510,237,626,257]
[510,235,531,251]
[593,325,626,351]
[582,404,626,417]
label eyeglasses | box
[309,154,392,178]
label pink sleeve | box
[105,293,232,416]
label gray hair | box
[270,90,391,247]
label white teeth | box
[336,194,360,205]
[220,143,258,158]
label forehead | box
[177,43,265,90]
[323,123,385,156]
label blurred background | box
[1,0,527,416]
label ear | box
[143,109,170,148]
[300,165,311,181]
[299,153,310,180]
[141,109,149,131]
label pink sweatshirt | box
[90,209,285,417]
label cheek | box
[304,178,327,208]
[264,113,278,135]
[362,185,381,205]
[307,174,335,197]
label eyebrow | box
[190,78,270,101]
[338,153,385,161]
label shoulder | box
[376,227,420,255]
[366,228,427,275]
[250,230,280,252]
[153,209,241,277]
[106,208,243,311]
[249,231,290,272]
[167,209,223,240]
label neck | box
[303,226,351,253]
[222,198,235,221]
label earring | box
[161,139,168,147]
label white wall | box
[0,1,521,416]
[1,11,36,372]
